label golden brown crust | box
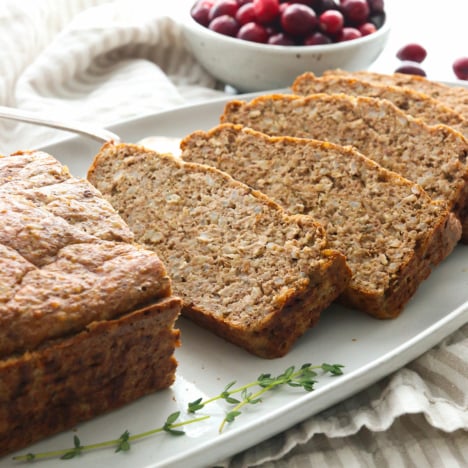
[0,151,181,457]
[0,150,173,357]
[291,72,468,138]
[181,124,461,319]
[88,142,352,358]
[0,297,181,457]
[220,93,468,243]
[322,69,468,120]
[182,249,349,358]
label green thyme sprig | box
[12,362,344,462]
[12,412,209,462]
[188,363,344,432]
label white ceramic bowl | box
[182,8,390,93]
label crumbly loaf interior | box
[89,143,334,327]
[88,143,351,357]
[0,151,172,357]
[322,69,468,119]
[291,72,468,138]
[221,94,468,237]
[181,124,462,316]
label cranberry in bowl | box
[182,0,390,92]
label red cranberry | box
[340,0,370,25]
[358,21,376,35]
[304,31,332,44]
[191,0,215,26]
[237,0,253,5]
[235,3,256,24]
[395,61,426,77]
[268,32,296,45]
[453,57,468,80]
[237,22,269,42]
[281,3,318,37]
[209,0,239,21]
[337,26,361,41]
[319,10,344,34]
[396,43,427,63]
[279,2,290,14]
[208,14,240,36]
[253,0,280,24]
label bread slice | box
[221,93,468,243]
[88,142,351,359]
[181,124,462,318]
[291,72,468,138]
[322,69,468,119]
[0,150,181,457]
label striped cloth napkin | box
[1,1,467,466]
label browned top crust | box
[88,142,351,357]
[220,93,468,226]
[291,72,468,138]
[181,124,461,317]
[0,151,172,358]
[323,69,468,120]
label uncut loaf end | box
[88,142,352,359]
[180,124,461,319]
[0,151,181,457]
[221,93,468,243]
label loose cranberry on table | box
[395,61,426,77]
[396,43,427,63]
[453,57,468,80]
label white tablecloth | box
[1,1,467,466]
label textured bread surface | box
[221,93,468,242]
[88,142,351,358]
[292,72,468,138]
[181,124,461,318]
[0,296,181,457]
[0,151,181,457]
[323,69,468,119]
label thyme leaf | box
[12,362,344,462]
[187,362,345,432]
[115,430,131,453]
[12,414,209,463]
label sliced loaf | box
[322,69,468,119]
[181,124,462,318]
[87,142,351,358]
[221,93,468,243]
[291,72,468,138]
